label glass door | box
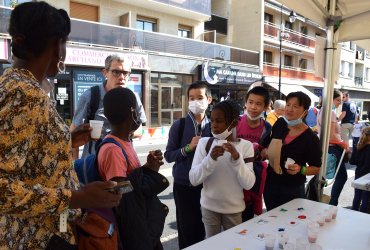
[160,86,182,126]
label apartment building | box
[0,0,262,137]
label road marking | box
[160,232,178,243]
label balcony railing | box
[0,6,258,66]
[263,63,323,82]
[153,0,211,16]
[264,21,316,49]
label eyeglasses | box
[109,69,130,78]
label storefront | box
[49,46,149,125]
[198,61,262,113]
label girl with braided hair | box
[189,100,256,238]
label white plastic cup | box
[307,223,319,243]
[296,236,309,250]
[329,206,338,219]
[315,213,325,226]
[324,209,332,222]
[89,120,104,139]
[283,243,295,250]
[264,234,276,250]
[278,232,289,249]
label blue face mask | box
[282,111,306,127]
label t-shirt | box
[98,134,141,181]
[237,115,265,143]
[341,101,357,124]
[266,112,279,126]
[352,123,364,138]
[268,118,322,186]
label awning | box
[265,82,320,104]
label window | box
[300,26,308,35]
[340,61,345,76]
[299,58,307,69]
[284,21,293,30]
[284,55,293,67]
[264,13,273,23]
[178,24,192,38]
[366,68,370,82]
[263,51,273,63]
[70,1,99,22]
[2,0,30,7]
[136,15,157,32]
[348,63,353,77]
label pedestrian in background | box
[266,99,286,126]
[164,82,212,249]
[0,2,121,249]
[338,91,357,145]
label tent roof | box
[278,0,370,50]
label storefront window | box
[150,72,192,127]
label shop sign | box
[65,46,148,70]
[73,70,104,111]
[314,88,323,97]
[201,61,262,85]
[0,39,8,60]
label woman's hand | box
[222,142,240,161]
[210,146,225,161]
[71,123,92,148]
[70,181,122,209]
[286,163,301,175]
[145,149,164,172]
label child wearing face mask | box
[189,100,256,238]
[236,86,272,221]
[164,82,213,249]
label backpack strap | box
[205,137,215,154]
[88,85,100,122]
[88,85,101,154]
[96,137,129,166]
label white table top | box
[185,198,370,250]
[352,173,370,191]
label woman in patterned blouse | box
[0,2,122,249]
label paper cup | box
[307,224,319,243]
[89,120,104,139]
[278,232,289,249]
[329,206,338,219]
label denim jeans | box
[329,145,348,206]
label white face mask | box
[245,110,264,121]
[212,123,233,140]
[188,99,208,115]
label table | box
[185,198,370,250]
[351,172,370,191]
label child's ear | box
[207,95,212,104]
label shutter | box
[70,2,99,22]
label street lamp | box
[278,6,297,99]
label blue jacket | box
[164,112,212,186]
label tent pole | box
[318,0,337,202]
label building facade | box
[0,0,261,138]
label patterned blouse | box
[0,68,79,249]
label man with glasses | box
[70,54,146,159]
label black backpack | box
[87,85,101,154]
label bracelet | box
[300,165,307,175]
[185,144,191,153]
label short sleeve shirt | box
[97,134,141,181]
[341,101,356,124]
[236,115,265,143]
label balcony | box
[0,6,259,66]
[115,0,210,21]
[205,14,228,35]
[264,22,315,49]
[263,63,323,82]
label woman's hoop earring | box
[57,58,65,74]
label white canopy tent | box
[276,0,370,201]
